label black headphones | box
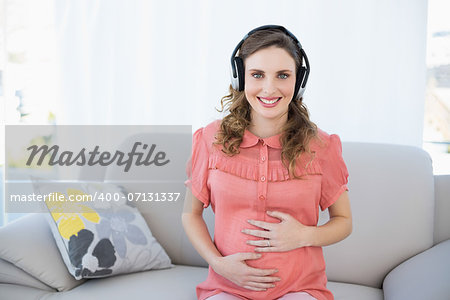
[230,25,310,101]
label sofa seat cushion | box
[5,265,384,300]
[43,265,207,300]
[328,281,384,300]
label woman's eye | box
[252,73,263,79]
[279,74,289,79]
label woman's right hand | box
[212,252,281,291]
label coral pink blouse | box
[185,120,349,300]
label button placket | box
[257,140,269,219]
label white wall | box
[54,0,428,147]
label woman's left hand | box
[242,211,314,252]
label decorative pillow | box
[34,180,173,280]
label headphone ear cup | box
[293,67,306,100]
[235,57,245,91]
[231,58,239,90]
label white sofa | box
[1,141,449,300]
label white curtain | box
[54,0,428,147]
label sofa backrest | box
[322,142,434,288]
[105,136,436,289]
[103,132,212,268]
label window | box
[0,0,57,226]
[423,0,450,175]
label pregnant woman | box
[182,25,352,300]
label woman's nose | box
[262,78,276,94]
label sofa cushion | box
[35,181,173,280]
[0,214,85,291]
[0,267,384,300]
[434,175,450,244]
[322,143,434,288]
[102,132,210,268]
[0,258,55,291]
[327,281,383,300]
[43,265,208,300]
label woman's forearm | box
[182,212,223,268]
[308,216,352,247]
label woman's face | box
[244,45,296,124]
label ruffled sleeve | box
[185,127,210,208]
[319,134,349,211]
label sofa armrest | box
[383,239,450,300]
[0,214,85,291]
[434,174,450,244]
[0,258,55,291]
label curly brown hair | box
[215,28,319,179]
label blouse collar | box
[240,129,283,149]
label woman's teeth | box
[259,97,280,104]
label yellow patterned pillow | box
[35,181,172,279]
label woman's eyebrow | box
[248,69,293,73]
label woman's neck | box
[248,113,288,138]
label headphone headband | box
[230,25,310,100]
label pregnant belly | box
[214,225,308,289]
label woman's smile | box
[257,96,282,107]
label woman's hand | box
[212,252,281,291]
[242,211,313,252]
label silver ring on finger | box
[267,240,271,247]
